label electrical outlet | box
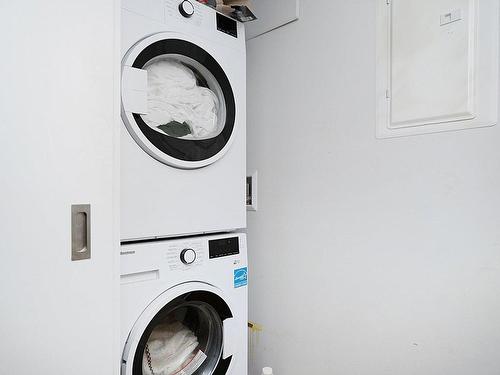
[246,171,258,211]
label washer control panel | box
[165,235,242,271]
[209,236,239,259]
[180,248,197,264]
[166,240,204,271]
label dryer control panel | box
[216,12,238,38]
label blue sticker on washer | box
[234,267,248,288]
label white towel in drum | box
[141,59,220,138]
[143,322,199,375]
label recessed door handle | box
[71,204,91,261]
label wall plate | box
[246,171,258,211]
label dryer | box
[120,233,248,375]
[121,0,246,241]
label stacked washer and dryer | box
[120,1,247,374]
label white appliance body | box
[120,233,248,375]
[121,0,246,241]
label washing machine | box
[121,0,246,241]
[121,233,248,375]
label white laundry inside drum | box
[143,321,207,375]
[140,57,226,140]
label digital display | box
[216,13,238,38]
[209,236,239,259]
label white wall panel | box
[376,0,499,138]
[0,1,120,373]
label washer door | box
[123,285,235,375]
[122,33,236,169]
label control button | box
[179,0,195,18]
[180,248,196,265]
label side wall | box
[246,1,500,374]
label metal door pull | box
[71,204,91,261]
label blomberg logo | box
[120,250,136,256]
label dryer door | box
[123,285,235,375]
[121,32,236,169]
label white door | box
[0,1,119,374]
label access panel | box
[376,0,499,138]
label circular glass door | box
[122,35,236,169]
[130,291,233,375]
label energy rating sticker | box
[234,267,248,288]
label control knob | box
[179,0,195,18]
[180,248,197,265]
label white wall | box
[246,1,500,374]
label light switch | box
[441,9,462,26]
